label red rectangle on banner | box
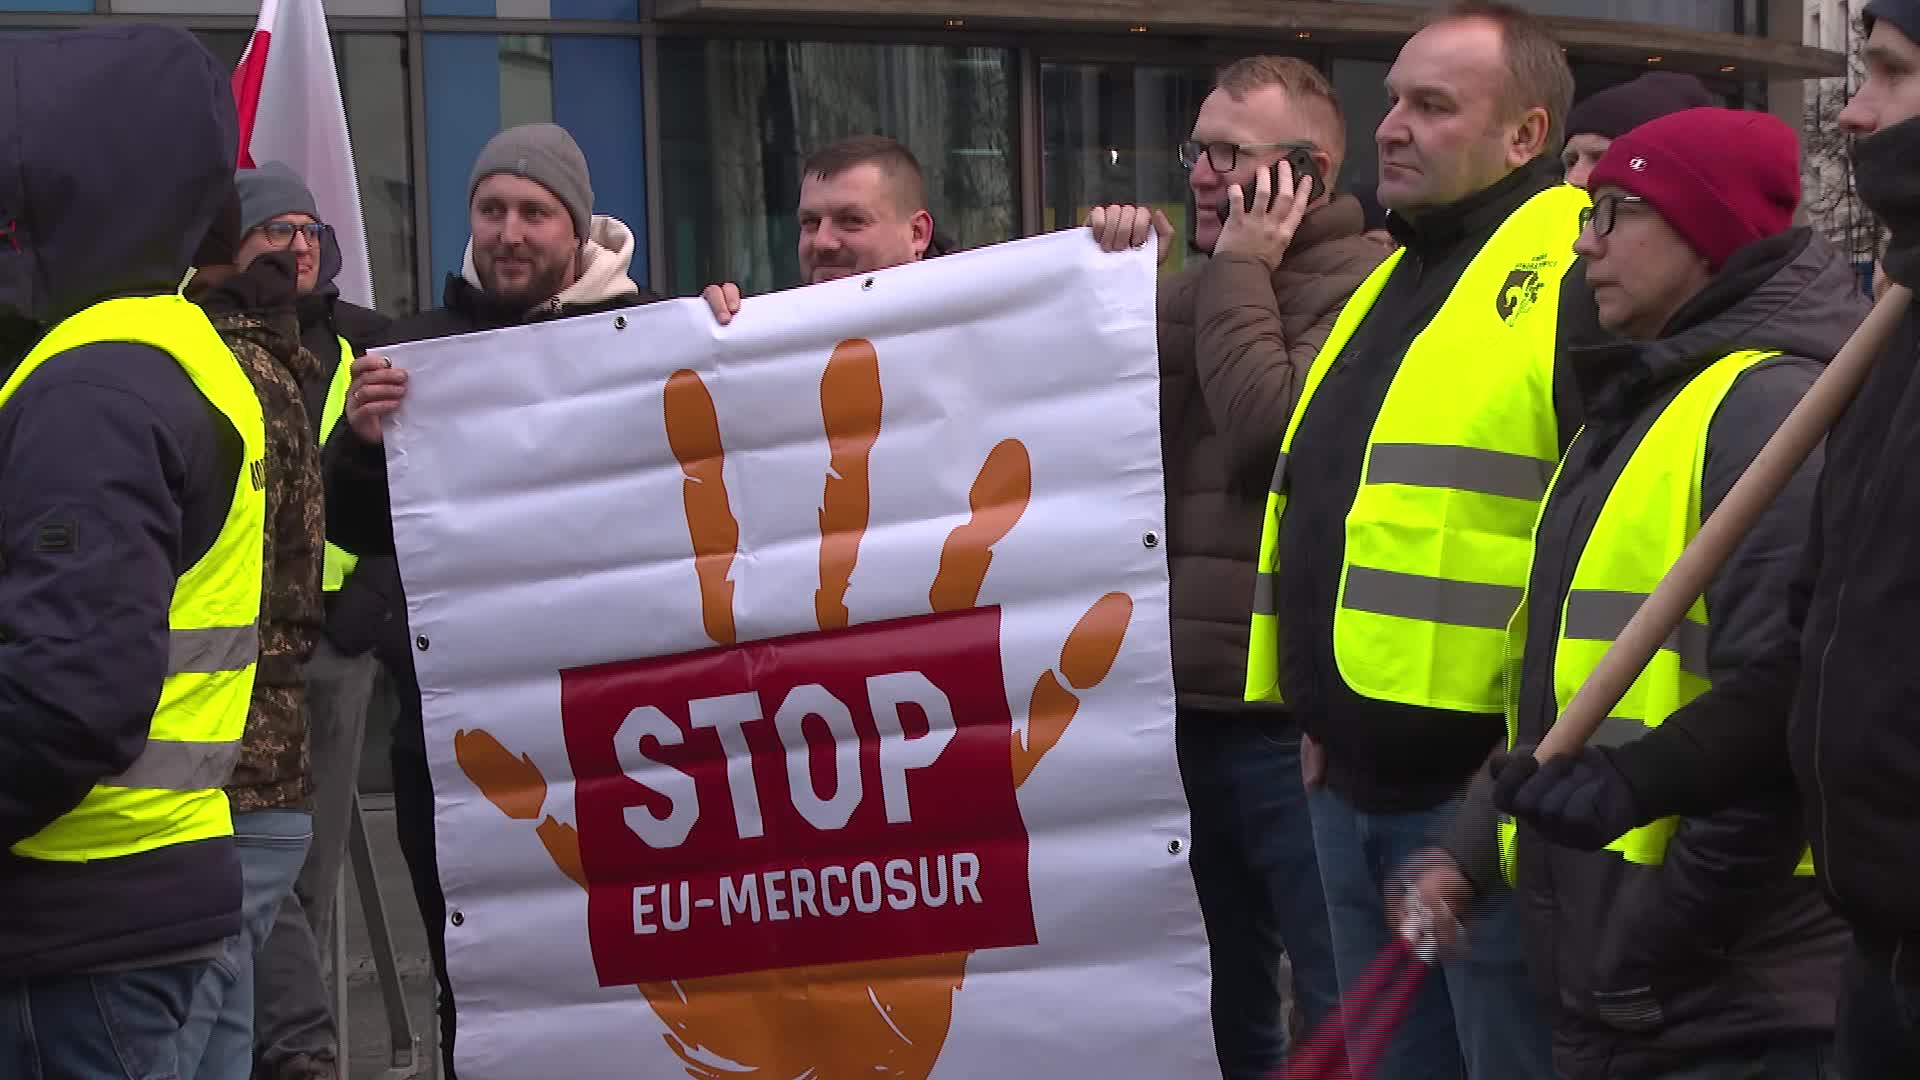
[559,606,1036,985]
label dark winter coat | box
[0,25,246,976]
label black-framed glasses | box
[1177,139,1313,173]
[1577,195,1647,238]
[255,221,330,249]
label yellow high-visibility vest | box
[318,336,358,593]
[1246,183,1588,712]
[3,294,266,862]
[1497,348,1816,882]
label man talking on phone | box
[1087,55,1383,1080]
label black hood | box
[0,26,240,326]
[1571,228,1867,419]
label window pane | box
[118,0,402,18]
[423,33,648,293]
[1041,62,1212,276]
[658,39,1016,298]
[1330,58,1389,200]
[338,33,421,319]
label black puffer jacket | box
[1503,229,1859,1077]
[0,26,246,976]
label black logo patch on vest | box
[35,520,76,553]
[1496,254,1559,325]
[250,457,267,491]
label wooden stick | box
[1536,284,1914,761]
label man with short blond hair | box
[702,134,938,324]
[1087,52,1384,1079]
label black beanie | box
[1866,0,1920,47]
[1566,72,1716,141]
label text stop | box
[561,606,1037,984]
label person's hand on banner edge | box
[1084,204,1174,266]
[702,282,743,326]
[345,352,407,444]
[1384,848,1473,961]
[1490,744,1643,852]
[1215,158,1312,272]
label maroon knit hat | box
[1586,106,1801,273]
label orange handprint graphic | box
[456,337,1132,1079]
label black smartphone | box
[1216,147,1328,222]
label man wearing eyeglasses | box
[1410,105,1858,1080]
[1236,3,1595,1076]
[229,161,396,1080]
[1085,54,1384,1080]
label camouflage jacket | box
[209,303,325,811]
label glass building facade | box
[0,0,1834,315]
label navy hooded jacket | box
[0,25,249,976]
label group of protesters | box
[9,1,1920,1079]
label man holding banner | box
[334,120,654,1079]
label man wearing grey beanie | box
[321,121,659,1080]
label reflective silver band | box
[1366,443,1554,503]
[99,738,242,792]
[167,624,259,676]
[1342,566,1522,632]
[1562,589,1710,680]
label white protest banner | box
[383,231,1211,1079]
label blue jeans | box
[1307,785,1552,1079]
[1,963,207,1079]
[177,809,312,1080]
[1177,709,1340,1079]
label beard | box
[477,246,575,309]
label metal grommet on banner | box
[1142,530,1160,549]
[614,315,628,330]
[450,911,465,927]
[862,277,875,291]
[1167,838,1184,855]
[415,635,430,651]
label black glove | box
[1489,745,1643,851]
[1855,115,1920,288]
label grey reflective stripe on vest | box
[1269,451,1289,497]
[1365,444,1555,503]
[1254,572,1276,616]
[1343,566,1521,631]
[99,738,242,792]
[167,624,259,676]
[1562,590,1710,680]
[1588,715,1652,749]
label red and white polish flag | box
[232,0,377,309]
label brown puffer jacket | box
[1159,194,1385,711]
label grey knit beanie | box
[468,122,593,240]
[235,161,319,232]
